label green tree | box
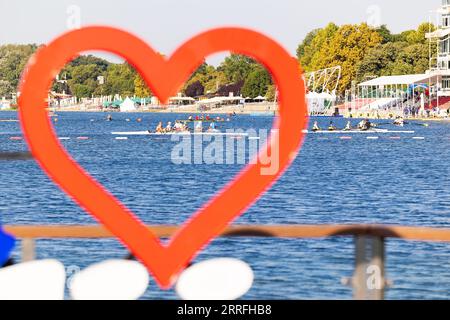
[375,25,394,44]
[265,84,277,102]
[134,75,152,97]
[69,55,109,71]
[0,80,14,98]
[405,22,436,44]
[204,70,227,94]
[297,23,339,72]
[103,63,136,97]
[183,63,229,95]
[241,65,272,98]
[218,54,257,83]
[67,64,103,98]
[356,42,408,80]
[391,43,430,75]
[301,23,383,93]
[296,29,320,60]
[0,44,38,97]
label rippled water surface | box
[0,111,449,299]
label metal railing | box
[4,224,450,300]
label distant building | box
[353,1,450,115]
[426,0,450,97]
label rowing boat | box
[111,131,249,137]
[303,129,415,134]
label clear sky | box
[0,0,441,65]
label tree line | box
[297,22,435,94]
[0,22,435,100]
[0,46,274,100]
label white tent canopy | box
[198,96,244,104]
[358,74,439,87]
[120,97,137,112]
[169,97,195,102]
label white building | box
[426,0,450,97]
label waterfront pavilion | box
[358,74,439,99]
[356,73,441,112]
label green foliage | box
[0,44,37,97]
[298,22,436,94]
[134,75,152,98]
[320,23,383,93]
[391,43,430,74]
[103,63,136,97]
[297,23,339,72]
[265,84,277,102]
[356,42,408,80]
[296,29,320,59]
[1,21,437,100]
[375,25,394,44]
[241,65,272,98]
[218,54,257,83]
[66,64,102,98]
[405,22,436,44]
[0,80,14,98]
[184,64,225,95]
[69,55,109,71]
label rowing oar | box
[0,152,33,161]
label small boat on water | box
[111,131,249,137]
[249,112,275,117]
[303,129,415,134]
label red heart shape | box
[19,27,308,288]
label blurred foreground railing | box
[4,224,450,300]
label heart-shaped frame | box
[19,26,308,288]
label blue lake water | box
[0,110,449,299]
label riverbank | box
[50,102,278,115]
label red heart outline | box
[19,27,308,288]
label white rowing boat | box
[303,129,415,134]
[111,131,249,137]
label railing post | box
[21,238,36,262]
[353,236,386,300]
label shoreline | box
[1,108,449,122]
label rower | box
[195,121,203,133]
[359,119,371,131]
[357,119,370,131]
[173,120,183,131]
[165,122,173,132]
[155,121,164,133]
[343,121,352,131]
[357,120,365,130]
[328,121,337,131]
[106,114,113,122]
[393,116,404,127]
[188,116,193,121]
[208,122,217,132]
[312,121,321,132]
